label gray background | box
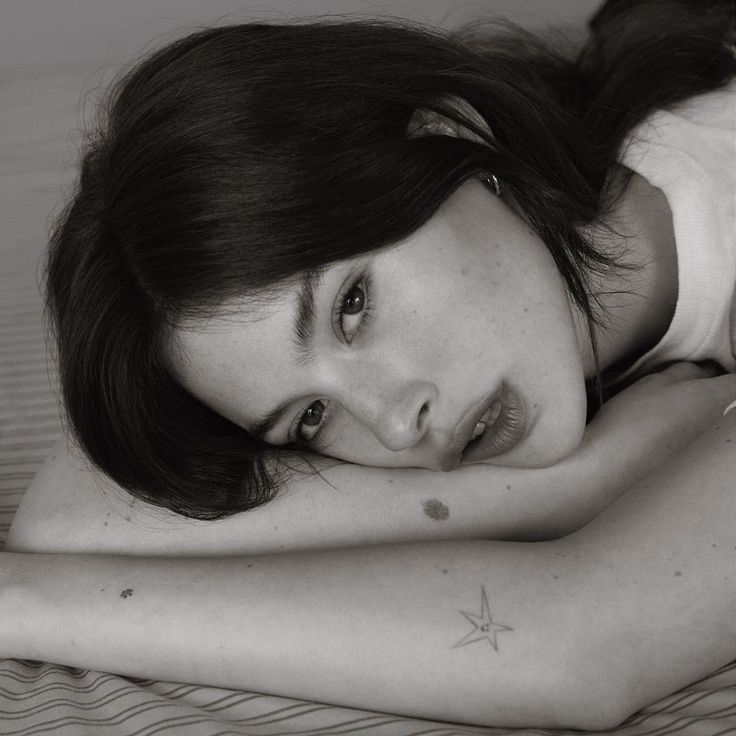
[2,0,602,69]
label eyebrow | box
[247,269,322,440]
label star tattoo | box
[452,586,513,651]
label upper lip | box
[435,385,502,471]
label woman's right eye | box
[297,399,329,446]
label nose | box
[346,378,437,452]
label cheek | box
[319,410,424,468]
[318,410,378,464]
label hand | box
[579,362,735,496]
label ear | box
[407,96,495,145]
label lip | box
[461,383,527,464]
[435,386,504,471]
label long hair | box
[45,0,735,518]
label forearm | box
[7,436,625,557]
[4,416,733,729]
[3,541,601,729]
[568,409,736,716]
[11,371,733,557]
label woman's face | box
[171,178,591,471]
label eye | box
[336,273,372,344]
[296,399,329,447]
[343,284,365,314]
[302,400,325,427]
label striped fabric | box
[2,64,736,736]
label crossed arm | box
[3,369,735,728]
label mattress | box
[2,64,736,736]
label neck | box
[580,167,679,378]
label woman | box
[4,0,736,728]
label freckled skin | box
[423,499,450,520]
[172,179,589,472]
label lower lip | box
[462,383,527,463]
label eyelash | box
[295,272,373,450]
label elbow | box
[566,695,632,732]
[555,652,638,730]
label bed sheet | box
[2,64,736,736]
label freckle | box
[712,544,718,548]
[552,574,559,580]
[246,564,253,568]
[422,499,450,521]
[674,571,682,576]
[106,512,111,517]
[125,514,132,522]
[104,522,108,527]
[523,308,529,313]
[273,526,278,530]
[505,484,511,490]
[441,569,449,574]
[388,479,394,484]
[533,403,538,409]
[461,268,469,276]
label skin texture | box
[171,178,591,471]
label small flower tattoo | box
[120,588,134,599]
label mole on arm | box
[422,499,450,521]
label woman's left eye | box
[296,399,328,447]
[337,274,372,343]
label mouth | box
[461,383,527,464]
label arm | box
[8,364,732,555]
[3,407,735,729]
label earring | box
[485,173,501,196]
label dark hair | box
[46,0,735,519]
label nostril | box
[417,401,430,431]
